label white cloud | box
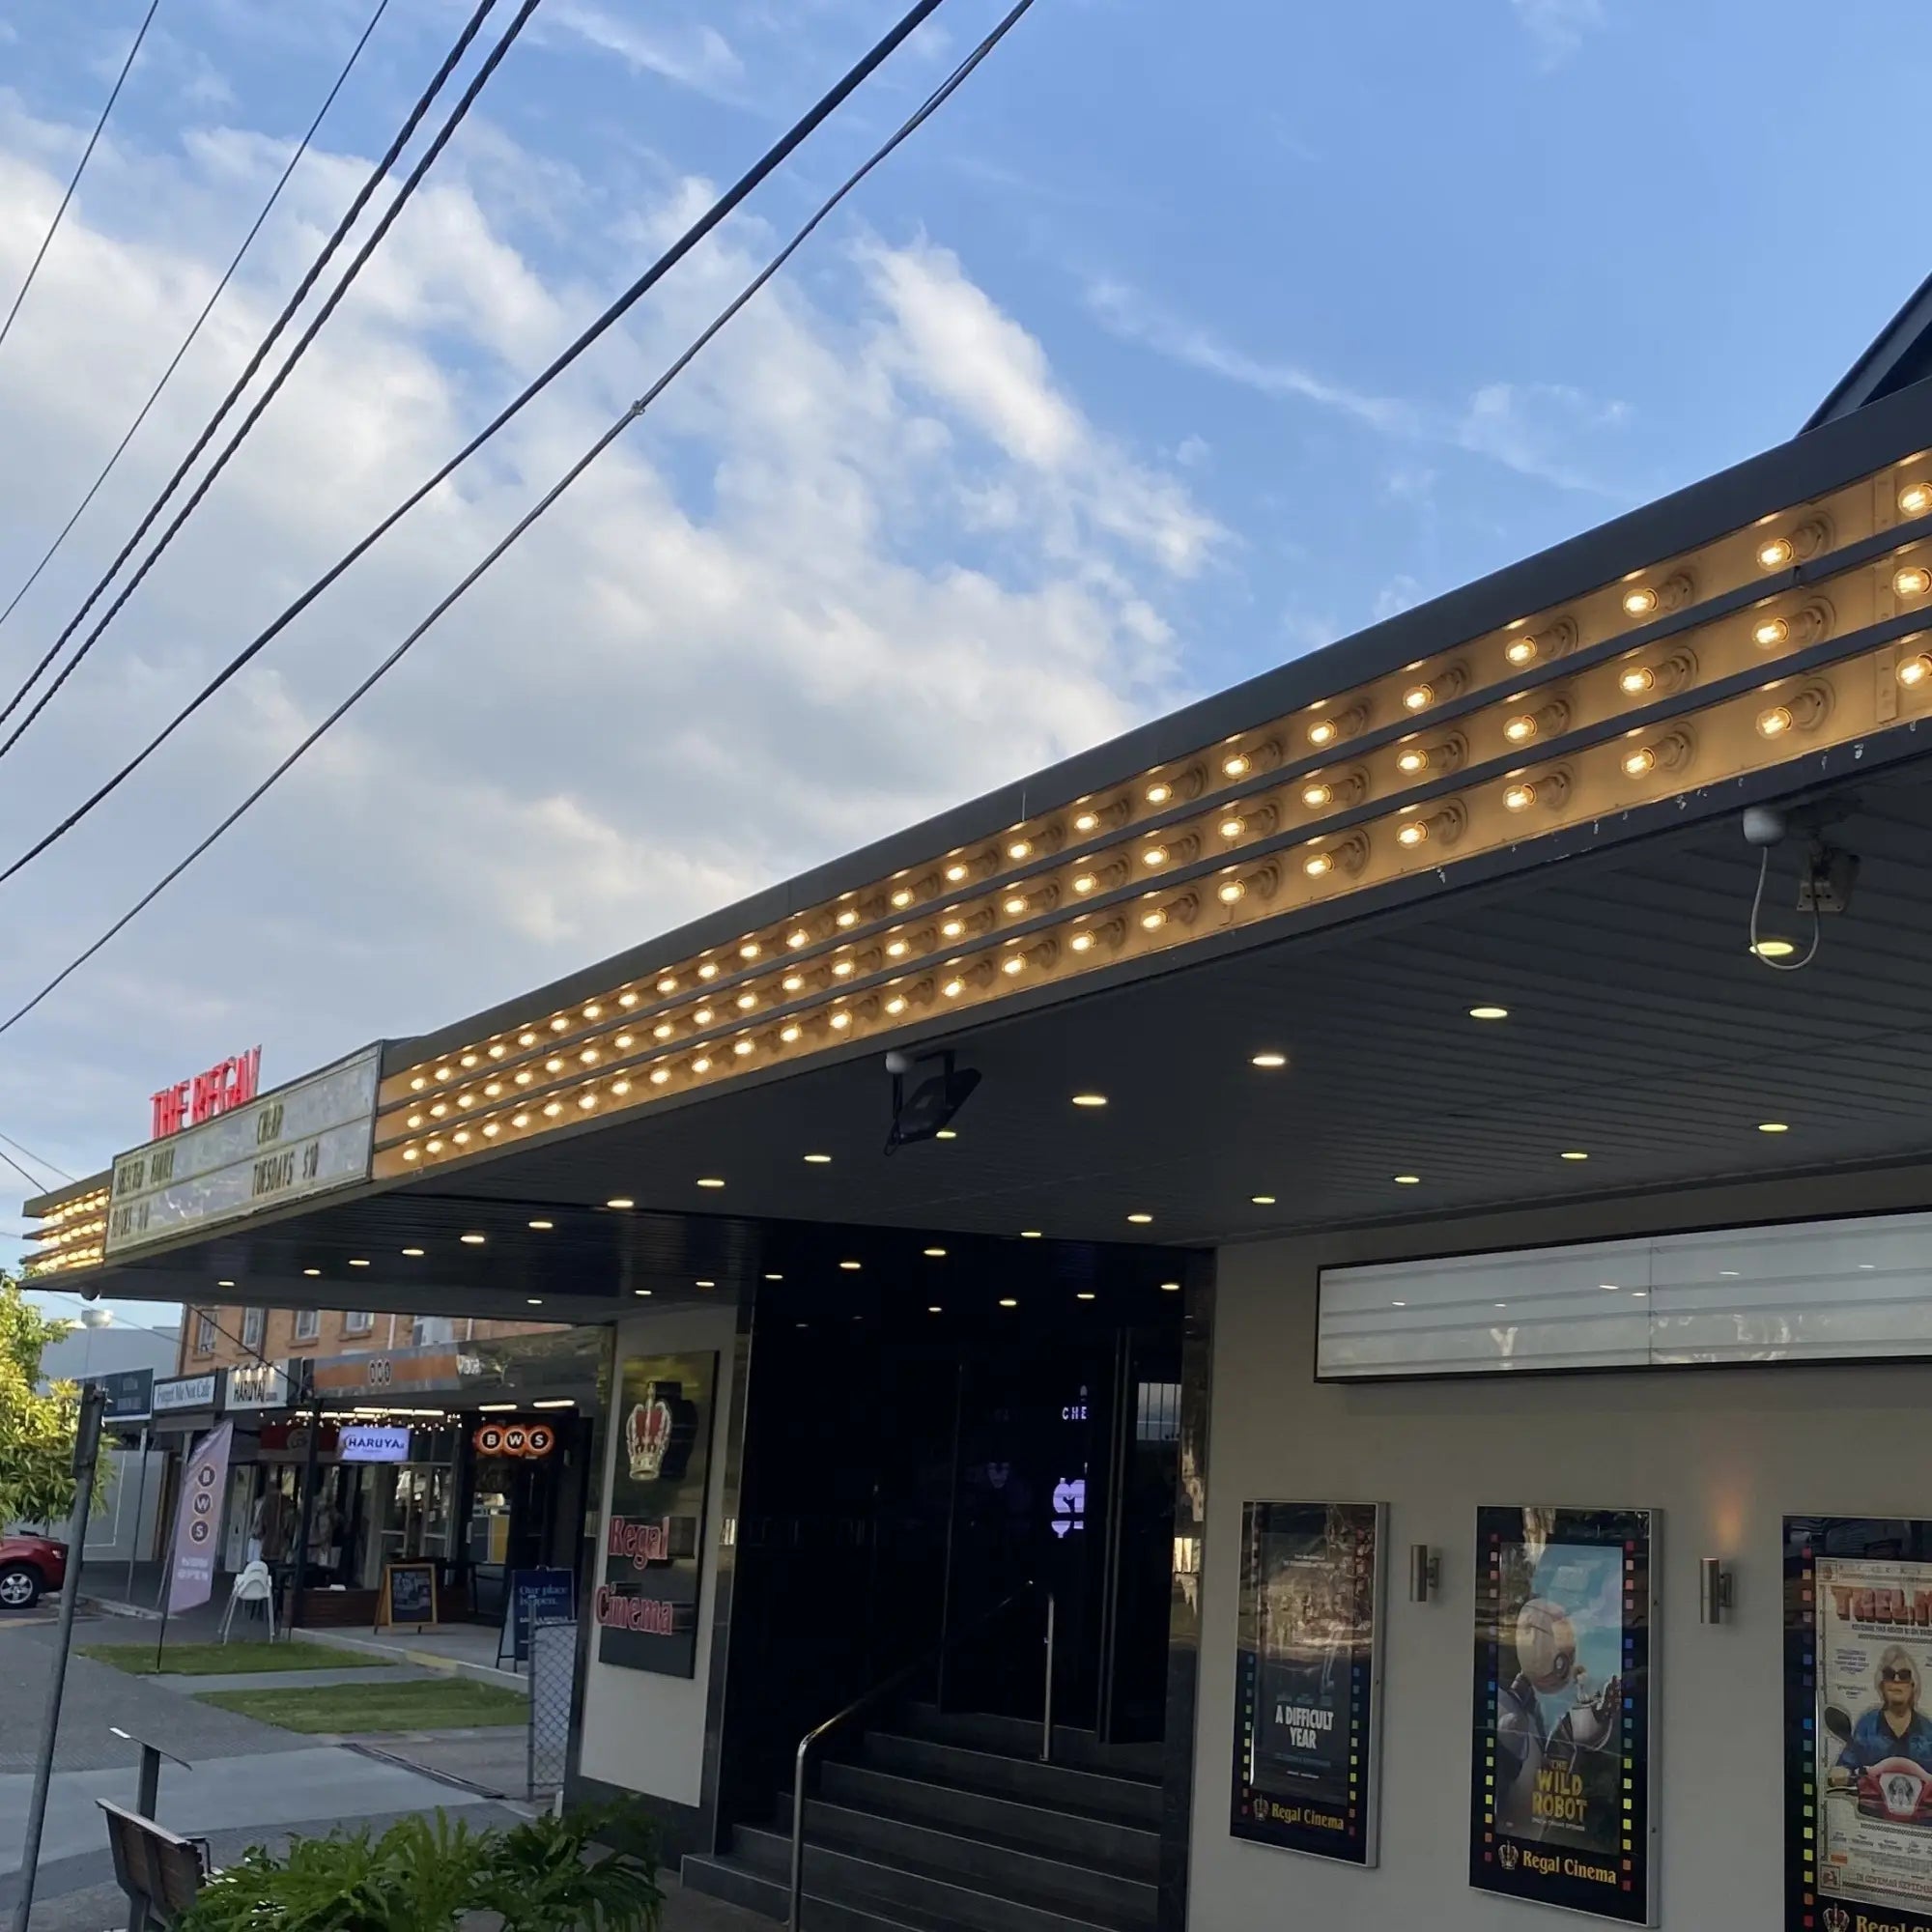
[1088,277,1631,497]
[0,100,1220,1192]
[1372,575,1424,621]
[540,1,746,99]
[1509,0,1606,62]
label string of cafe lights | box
[0,0,514,752]
[0,0,395,644]
[0,0,1037,1039]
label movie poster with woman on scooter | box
[1786,1517,1932,1932]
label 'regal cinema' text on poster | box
[1230,1500,1386,1864]
[595,1351,717,1678]
[1786,1515,1932,1932]
[1471,1504,1658,1925]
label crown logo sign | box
[626,1386,674,1481]
[1825,1903,1851,1932]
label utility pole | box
[288,1362,321,1635]
[13,1380,107,1932]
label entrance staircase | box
[681,1703,1162,1930]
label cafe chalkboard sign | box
[378,1561,439,1631]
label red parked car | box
[0,1534,67,1609]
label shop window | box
[343,1310,375,1336]
[242,1307,265,1350]
[412,1316,457,1346]
[193,1311,217,1355]
[293,1307,321,1343]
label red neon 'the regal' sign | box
[152,1048,262,1141]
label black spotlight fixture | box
[884,1049,980,1153]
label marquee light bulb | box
[580,1047,599,1064]
[738,943,758,961]
[1504,712,1540,744]
[578,1094,596,1111]
[618,992,637,1009]
[734,1038,754,1056]
[942,919,965,939]
[1222,752,1250,778]
[1623,585,1659,617]
[692,1055,712,1073]
[1304,851,1334,878]
[780,1023,803,1043]
[1004,895,1027,915]
[1003,953,1025,975]
[542,1102,561,1118]
[943,978,965,998]
[653,1021,674,1040]
[1619,665,1656,696]
[887,939,909,957]
[1623,746,1657,778]
[1141,907,1166,930]
[1301,781,1332,810]
[1897,565,1932,598]
[891,888,914,908]
[1074,810,1100,833]
[1070,930,1094,952]
[787,929,809,949]
[836,908,859,927]
[1753,616,1789,647]
[1307,718,1338,748]
[782,973,805,993]
[1073,873,1097,895]
[1397,819,1429,847]
[697,962,719,980]
[611,1079,631,1096]
[945,863,969,883]
[885,994,908,1014]
[544,1058,563,1074]
[1146,781,1173,805]
[654,980,674,997]
[1503,781,1537,811]
[460,1052,478,1068]
[694,1006,714,1025]
[1219,814,1246,839]
[1142,845,1168,867]
[1505,636,1538,667]
[1404,682,1434,712]
[1757,535,1795,570]
[1008,838,1032,860]
[1396,746,1430,774]
[1901,481,1932,516]
[650,1067,670,1084]
[1217,878,1245,903]
[831,959,855,977]
[1897,653,1932,688]
[519,1031,538,1046]
[1757,703,1794,738]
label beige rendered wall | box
[1191,1162,1932,1931]
[577,1303,737,1807]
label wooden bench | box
[98,1799,209,1931]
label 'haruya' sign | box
[594,1352,715,1678]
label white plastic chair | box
[219,1561,276,1644]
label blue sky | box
[0,0,1926,1321]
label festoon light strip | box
[369,454,1932,1180]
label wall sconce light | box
[1699,1556,1734,1626]
[1409,1545,1441,1604]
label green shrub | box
[177,1805,661,1932]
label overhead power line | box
[0,1142,52,1199]
[0,0,511,752]
[0,0,393,644]
[0,0,162,357]
[0,0,1037,1040]
[0,0,948,885]
[0,1131,74,1187]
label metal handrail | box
[788,1582,1056,1929]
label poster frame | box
[1229,1498,1386,1865]
[1784,1513,1932,1932]
[1469,1502,1659,1926]
[595,1350,718,1680]
[377,1560,439,1632]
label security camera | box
[1742,805,1788,848]
[883,1049,915,1076]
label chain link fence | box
[527,1618,577,1797]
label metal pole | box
[128,1743,161,1932]
[14,1383,106,1932]
[289,1370,322,1636]
[1039,1590,1056,1765]
[788,1734,810,1930]
[126,1422,149,1606]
